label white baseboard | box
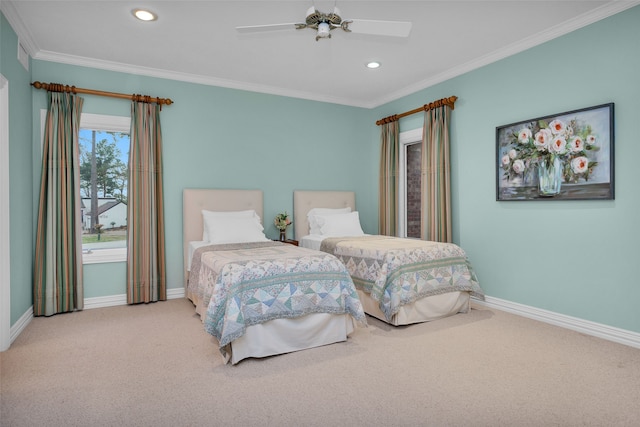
[84,287,185,310]
[473,295,640,349]
[6,288,186,349]
[9,305,33,345]
[83,294,128,310]
[10,291,637,352]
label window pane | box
[406,142,421,238]
[79,129,129,253]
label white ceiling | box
[3,1,638,108]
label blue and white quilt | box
[188,241,366,360]
[320,236,484,322]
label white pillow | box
[205,216,269,245]
[201,209,261,242]
[317,211,364,237]
[307,207,352,235]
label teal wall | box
[1,13,34,325]
[29,61,376,302]
[372,6,640,332]
[3,5,639,334]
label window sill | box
[82,248,127,264]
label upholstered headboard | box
[293,190,356,241]
[182,188,263,288]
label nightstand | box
[275,239,299,246]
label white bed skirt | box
[358,290,470,326]
[229,313,356,365]
[299,235,472,326]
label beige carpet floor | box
[1,298,639,427]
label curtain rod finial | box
[449,95,458,109]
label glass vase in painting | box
[538,156,562,197]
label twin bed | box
[293,190,484,326]
[184,188,484,364]
[183,189,365,364]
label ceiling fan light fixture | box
[132,9,157,22]
[366,61,381,69]
[236,4,412,41]
[316,22,331,39]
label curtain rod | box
[31,81,173,108]
[376,95,457,126]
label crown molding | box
[369,0,640,108]
[0,1,38,55]
[32,49,366,108]
[4,0,639,109]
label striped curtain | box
[420,105,452,243]
[379,121,399,236]
[33,92,84,316]
[126,101,166,304]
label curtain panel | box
[379,121,399,236]
[421,105,452,243]
[126,101,167,304]
[33,92,84,316]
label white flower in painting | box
[569,136,585,153]
[565,126,574,137]
[518,128,532,144]
[548,119,566,135]
[571,156,589,174]
[512,159,525,174]
[504,114,601,186]
[533,129,551,151]
[549,136,567,154]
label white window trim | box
[398,128,423,238]
[81,113,130,133]
[39,111,131,264]
[82,248,128,265]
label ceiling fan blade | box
[236,23,297,34]
[347,19,412,37]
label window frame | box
[398,128,422,238]
[40,111,131,264]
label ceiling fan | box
[236,5,412,41]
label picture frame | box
[496,103,614,201]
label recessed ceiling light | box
[132,9,157,22]
[366,61,381,69]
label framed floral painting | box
[496,103,614,201]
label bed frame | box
[183,188,355,364]
[183,188,263,290]
[293,190,470,326]
[293,190,355,241]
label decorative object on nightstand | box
[274,211,292,241]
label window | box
[40,111,131,263]
[79,114,130,263]
[398,128,423,238]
